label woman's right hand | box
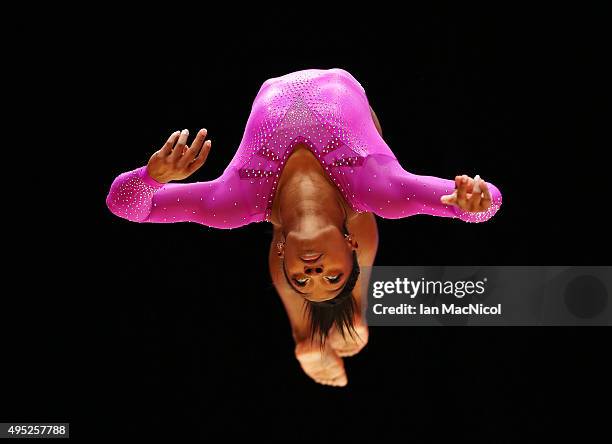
[146,129,212,183]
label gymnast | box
[106,68,503,387]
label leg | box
[269,227,348,387]
[329,211,378,357]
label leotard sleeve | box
[355,141,503,223]
[105,165,259,229]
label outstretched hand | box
[146,129,212,183]
[440,174,492,213]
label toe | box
[332,375,348,387]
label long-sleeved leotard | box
[106,68,502,228]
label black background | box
[4,6,609,442]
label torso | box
[224,68,385,224]
[269,143,359,227]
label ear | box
[276,241,285,258]
[345,234,359,250]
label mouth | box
[300,253,323,262]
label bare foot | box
[329,315,369,357]
[295,341,348,387]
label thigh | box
[347,212,379,311]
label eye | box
[325,274,342,283]
[294,277,309,287]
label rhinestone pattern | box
[106,68,503,228]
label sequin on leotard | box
[106,68,502,229]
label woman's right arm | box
[106,129,255,229]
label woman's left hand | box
[440,174,492,213]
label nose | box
[304,264,324,275]
[301,253,324,274]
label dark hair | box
[302,249,360,346]
[281,247,360,345]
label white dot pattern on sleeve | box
[106,68,503,228]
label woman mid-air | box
[106,68,503,387]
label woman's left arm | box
[358,154,503,223]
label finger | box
[465,177,475,194]
[170,129,189,161]
[188,140,212,173]
[456,179,469,208]
[467,178,476,193]
[480,177,492,210]
[440,191,457,206]
[159,130,180,156]
[470,175,483,210]
[457,175,475,193]
[471,175,482,197]
[455,175,463,189]
[191,128,208,152]
[473,175,482,192]
[178,129,207,168]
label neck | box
[280,197,346,237]
[279,184,346,238]
[273,144,349,233]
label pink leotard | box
[106,68,502,228]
